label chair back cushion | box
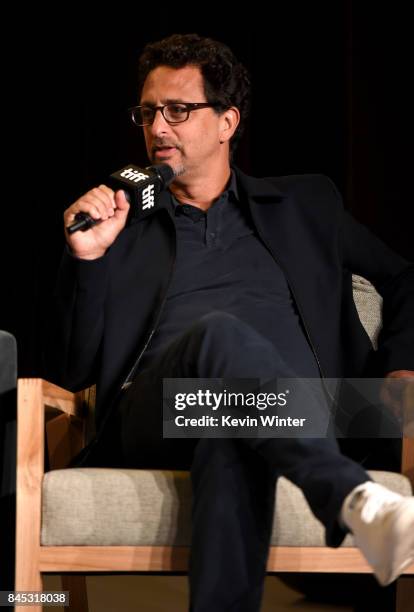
[351,274,382,348]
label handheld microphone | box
[67,163,176,234]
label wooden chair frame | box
[15,378,414,611]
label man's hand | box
[380,370,414,423]
[64,185,130,260]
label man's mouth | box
[153,146,178,158]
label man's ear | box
[219,107,240,144]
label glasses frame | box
[129,102,222,126]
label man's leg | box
[189,439,276,612]
[120,312,368,539]
[114,312,377,611]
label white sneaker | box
[341,481,414,585]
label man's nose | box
[149,108,170,136]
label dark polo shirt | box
[139,172,319,377]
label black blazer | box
[44,168,414,430]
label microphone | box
[67,163,176,234]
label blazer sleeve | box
[42,248,110,391]
[339,204,414,375]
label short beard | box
[173,164,186,177]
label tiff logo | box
[142,184,155,209]
[120,167,149,183]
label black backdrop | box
[2,2,412,376]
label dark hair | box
[138,33,251,152]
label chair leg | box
[14,567,42,612]
[396,576,414,612]
[14,578,42,612]
[61,575,88,612]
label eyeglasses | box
[129,102,221,126]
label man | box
[45,33,414,611]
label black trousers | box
[96,312,370,612]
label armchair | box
[14,276,414,611]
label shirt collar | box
[169,169,239,215]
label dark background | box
[2,2,413,375]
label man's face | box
[140,65,226,178]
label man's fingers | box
[65,186,116,223]
[114,190,130,211]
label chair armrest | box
[17,379,88,472]
[40,379,84,418]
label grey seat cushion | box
[41,468,412,546]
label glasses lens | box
[131,107,154,126]
[164,104,189,123]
